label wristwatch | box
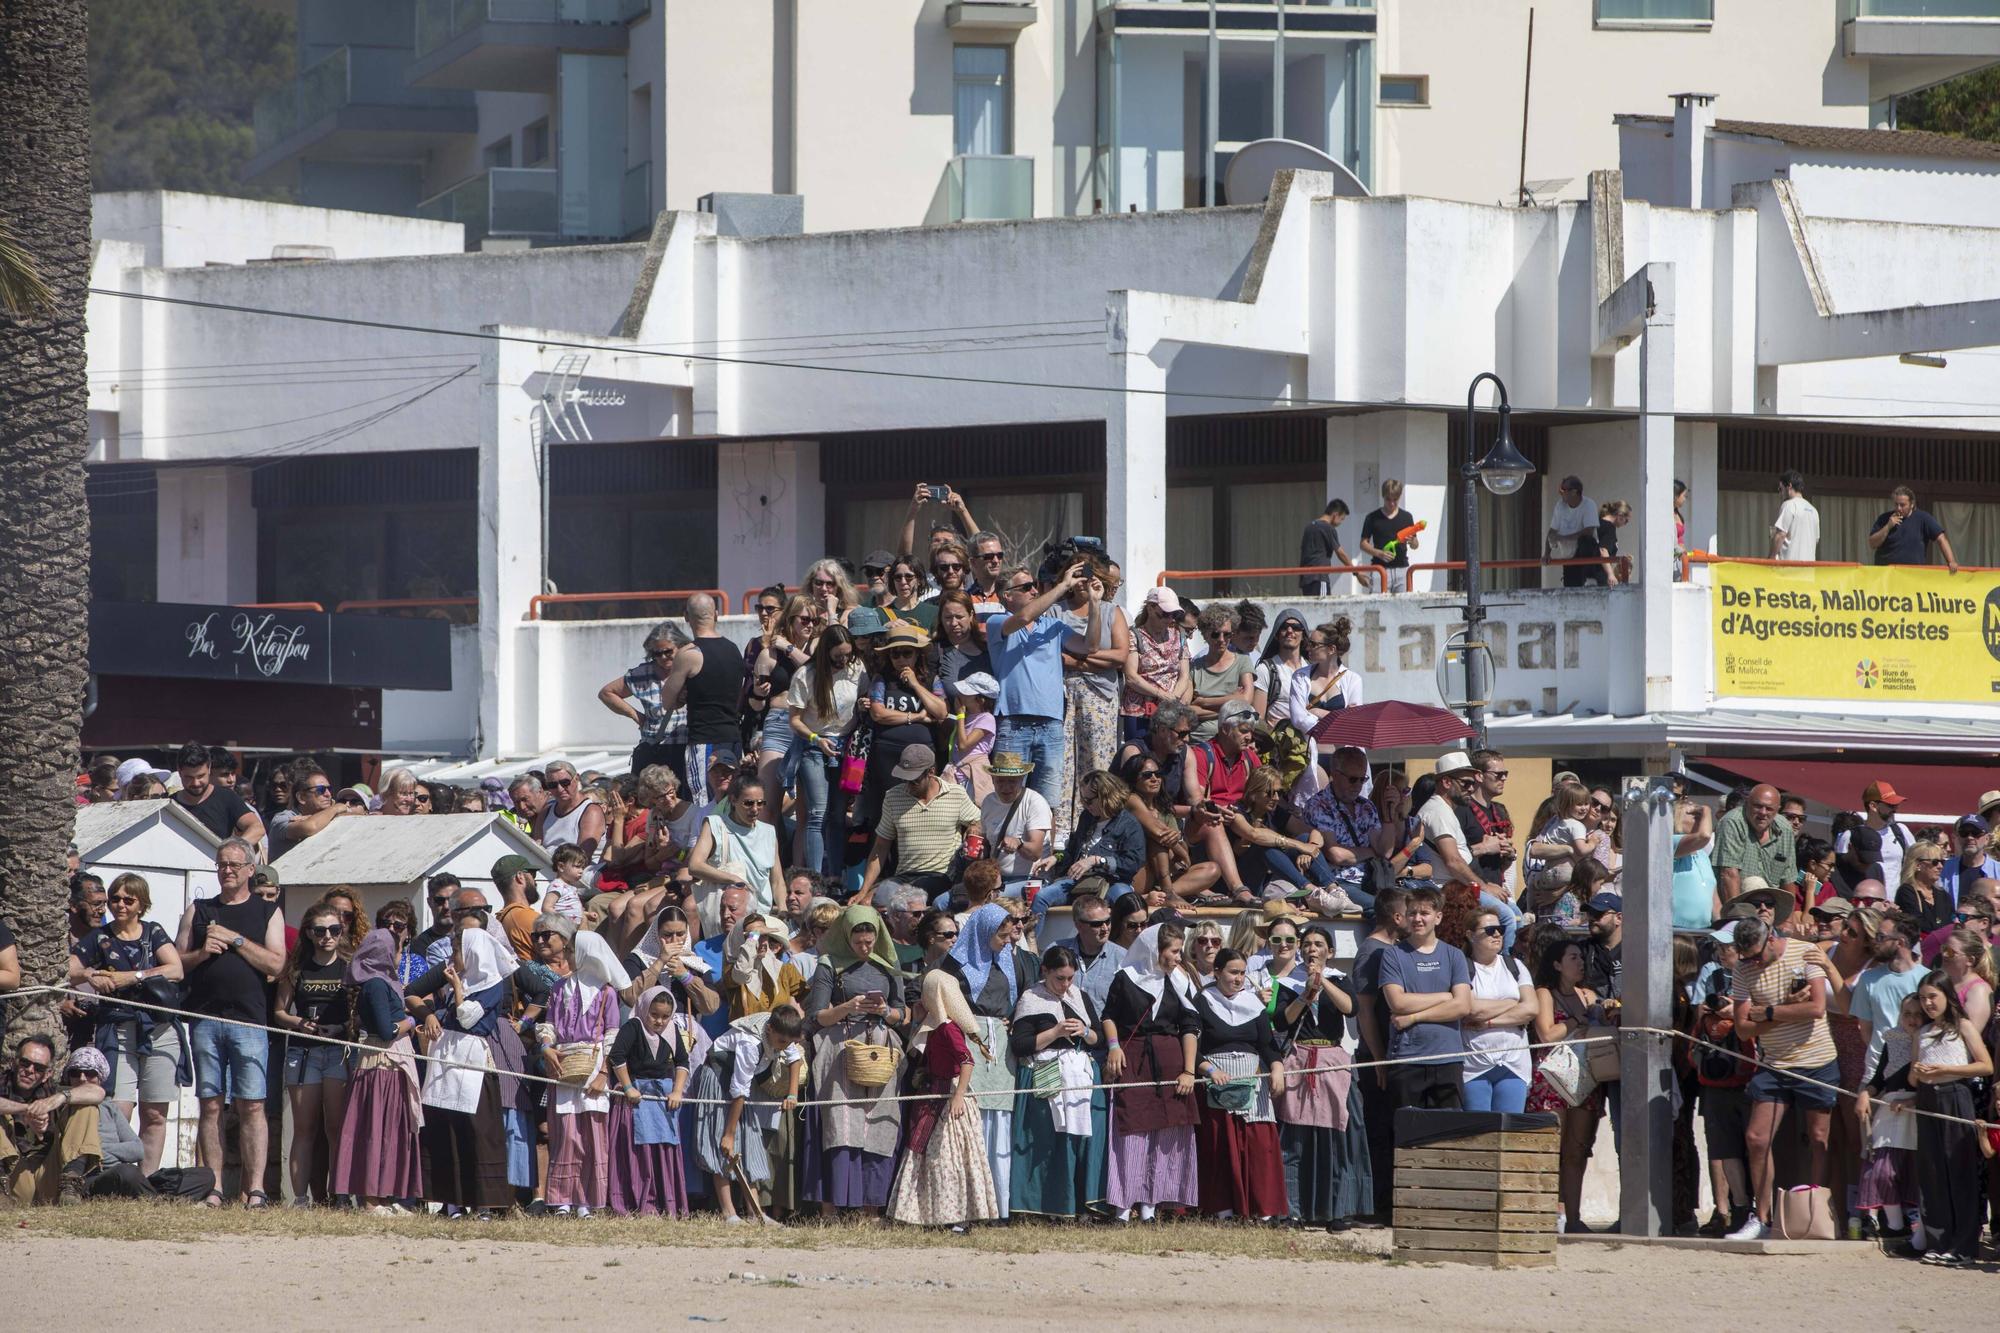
[230,935,245,951]
[1763,1004,1775,1023]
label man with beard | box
[1844,910,1924,1076]
[1581,894,1623,998]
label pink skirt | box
[546,1110,610,1208]
[606,1097,688,1217]
[331,1064,422,1200]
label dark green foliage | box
[1898,68,2000,144]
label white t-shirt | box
[1773,495,1821,562]
[1417,793,1465,868]
[1462,955,1533,1081]
[1548,496,1597,558]
[980,789,1053,877]
[1254,658,1303,720]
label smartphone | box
[925,483,949,502]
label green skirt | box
[1008,1061,1108,1218]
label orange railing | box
[334,597,478,623]
[526,588,731,621]
[1156,564,1389,593]
[743,584,803,612]
[236,601,325,612]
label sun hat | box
[990,752,1035,778]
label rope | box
[9,984,1995,1131]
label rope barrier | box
[7,984,1995,1131]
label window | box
[1595,0,1714,25]
[953,45,1011,156]
[521,118,550,167]
[483,138,513,170]
[1379,75,1429,108]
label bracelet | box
[808,732,820,743]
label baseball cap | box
[491,854,537,886]
[1810,897,1854,920]
[1956,813,1989,837]
[955,671,999,699]
[891,744,937,781]
[249,865,281,888]
[114,758,170,788]
[1584,892,1623,915]
[1435,752,1473,777]
[1560,475,1583,493]
[1709,925,1739,946]
[845,605,891,637]
[861,549,896,573]
[1863,781,1905,807]
[1144,586,1183,616]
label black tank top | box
[187,894,280,1024]
[686,634,745,744]
[291,954,351,1046]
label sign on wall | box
[89,601,453,691]
[1711,560,2000,703]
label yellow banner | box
[1712,560,2000,703]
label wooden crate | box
[1391,1126,1559,1268]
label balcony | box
[246,45,476,184]
[622,161,653,238]
[1842,0,2000,98]
[417,168,560,246]
[409,0,635,92]
[927,154,1034,224]
[946,1,1040,31]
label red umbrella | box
[1310,700,1474,750]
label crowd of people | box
[0,494,1991,1265]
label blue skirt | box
[1008,1063,1108,1218]
[632,1077,681,1147]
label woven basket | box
[554,1041,601,1084]
[842,1039,900,1089]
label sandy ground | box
[4,1230,1989,1330]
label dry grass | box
[8,1199,1387,1263]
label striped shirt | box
[1735,938,1837,1070]
[875,783,980,876]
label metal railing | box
[254,44,474,151]
[1681,551,1996,574]
[416,0,633,59]
[526,589,730,620]
[1156,564,1389,594]
[417,168,560,243]
[334,597,478,624]
[236,601,326,613]
[938,154,1033,223]
[742,585,803,612]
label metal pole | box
[1274,0,1286,144]
[1462,373,1504,748]
[1517,8,1535,206]
[1618,776,1676,1238]
[1206,0,1219,207]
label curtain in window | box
[953,47,1008,156]
[1718,490,2000,567]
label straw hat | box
[990,752,1036,778]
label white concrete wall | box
[154,467,257,605]
[1377,0,1871,206]
[381,624,483,756]
[91,191,464,268]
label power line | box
[86,286,2000,423]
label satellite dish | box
[1223,139,1372,206]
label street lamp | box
[1460,372,1535,746]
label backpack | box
[1694,1009,1755,1089]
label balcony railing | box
[417,167,560,244]
[936,154,1033,223]
[416,0,634,59]
[253,45,474,151]
[1847,1,2000,16]
[622,161,653,237]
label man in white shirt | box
[1545,476,1597,566]
[1770,470,1820,562]
[979,754,1052,890]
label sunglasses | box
[1486,770,1509,779]
[649,648,674,659]
[531,930,564,943]
[1478,925,1505,937]
[413,793,431,804]
[978,550,1005,561]
[1004,582,1036,595]
[339,797,366,808]
[549,777,575,790]
[1590,800,1613,813]
[306,784,332,795]
[1138,769,1162,779]
[386,922,411,935]
[1076,918,1111,930]
[308,925,342,938]
[108,894,140,906]
[934,562,964,573]
[892,572,919,583]
[1267,934,1298,946]
[15,1057,48,1072]
[757,604,782,615]
[430,897,454,910]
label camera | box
[924,483,950,503]
[1037,534,1109,587]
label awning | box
[1698,757,1996,826]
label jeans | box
[190,1018,269,1102]
[796,750,836,876]
[1028,876,1132,928]
[1481,888,1522,952]
[1261,847,1340,894]
[1461,1066,1529,1114]
[995,714,1065,818]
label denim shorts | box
[284,1043,351,1087]
[1745,1056,1840,1112]
[190,1018,270,1102]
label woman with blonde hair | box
[317,887,370,958]
[886,968,1000,1228]
[1935,927,1995,1041]
[804,557,859,623]
[68,871,184,1174]
[749,595,824,833]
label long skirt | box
[689,1059,774,1185]
[546,1109,610,1208]
[1105,1122,1198,1211]
[966,1016,1015,1219]
[1280,1089,1373,1223]
[330,1064,421,1200]
[1010,1064,1109,1218]
[419,1077,511,1210]
[606,1096,688,1217]
[1197,1102,1289,1219]
[1056,679,1119,840]
[502,1107,537,1191]
[886,1100,1000,1227]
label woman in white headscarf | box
[1098,921,1202,1221]
[1193,947,1288,1221]
[886,968,1000,1228]
[414,918,519,1216]
[1008,943,1108,1219]
[539,931,629,1216]
[606,985,691,1217]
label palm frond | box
[0,221,56,318]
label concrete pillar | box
[155,466,257,604]
[1105,348,1168,609]
[477,329,547,759]
[1637,267,1677,713]
[1669,92,1717,209]
[716,439,824,605]
[1618,775,1678,1237]
[1351,410,1448,592]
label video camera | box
[1036,535,1108,587]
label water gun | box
[1382,520,1426,559]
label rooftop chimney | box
[1669,92,1717,209]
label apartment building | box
[243,1,2000,244]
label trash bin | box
[1391,1108,1560,1268]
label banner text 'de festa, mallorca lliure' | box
[1711,560,2000,703]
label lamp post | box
[1460,372,1535,747]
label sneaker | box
[1920,1249,1950,1265]
[551,1205,573,1218]
[1725,1215,1768,1242]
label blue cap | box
[1956,813,1989,837]
[1584,892,1624,915]
[845,605,891,637]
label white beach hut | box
[74,798,225,933]
[271,812,552,932]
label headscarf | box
[821,904,903,976]
[480,908,520,978]
[634,984,675,1059]
[1118,924,1195,1020]
[346,928,400,989]
[62,1045,111,1082]
[570,930,633,995]
[633,904,710,975]
[1201,974,1266,1027]
[728,914,784,1000]
[949,902,1018,1009]
[1014,974,1091,1027]
[458,928,514,993]
[914,966,983,1053]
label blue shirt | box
[694,935,730,1037]
[1849,963,1926,1075]
[984,610,1069,719]
[1376,939,1471,1066]
[1938,854,2000,906]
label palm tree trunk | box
[0,0,92,1059]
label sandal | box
[245,1189,271,1210]
[201,1189,225,1209]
